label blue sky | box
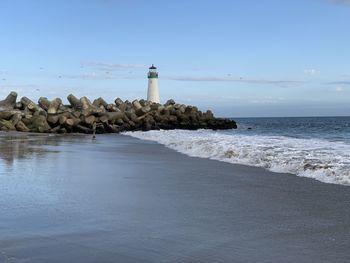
[0,0,349,117]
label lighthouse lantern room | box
[147,64,160,103]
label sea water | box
[125,117,350,186]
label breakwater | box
[0,92,236,134]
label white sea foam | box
[124,130,350,186]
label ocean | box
[125,116,350,186]
[1,124,350,261]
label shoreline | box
[124,133,350,188]
[124,128,350,186]
[1,134,350,262]
[1,130,349,188]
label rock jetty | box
[0,92,236,134]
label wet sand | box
[0,133,349,263]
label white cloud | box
[251,96,286,104]
[61,72,140,80]
[328,81,350,85]
[304,69,320,75]
[81,61,145,71]
[335,87,344,92]
[163,75,302,86]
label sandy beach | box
[0,133,349,263]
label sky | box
[0,0,349,117]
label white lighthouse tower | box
[147,64,160,103]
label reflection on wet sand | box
[0,132,90,166]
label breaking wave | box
[124,129,350,186]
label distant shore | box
[0,133,349,262]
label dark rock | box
[132,100,142,110]
[0,91,17,110]
[38,97,50,111]
[93,97,108,108]
[67,94,82,110]
[115,98,124,106]
[0,119,16,131]
[0,92,237,134]
[135,106,151,117]
[23,115,51,133]
[47,98,62,114]
[165,99,176,106]
[15,120,29,132]
[106,104,119,112]
[15,102,23,110]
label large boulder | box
[15,121,30,132]
[0,91,17,110]
[0,119,16,131]
[23,115,51,133]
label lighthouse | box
[147,64,160,103]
